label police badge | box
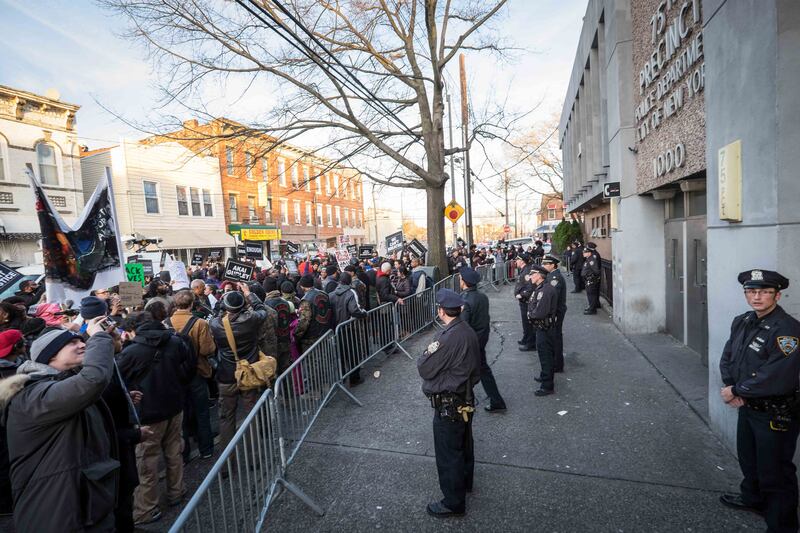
[427,341,440,354]
[777,336,798,356]
[550,279,558,287]
[751,270,764,281]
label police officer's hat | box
[584,242,597,251]
[737,269,789,291]
[460,267,480,285]
[541,254,560,266]
[528,265,549,278]
[515,252,531,263]
[435,288,463,309]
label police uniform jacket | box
[546,268,568,315]
[571,246,585,272]
[581,254,601,282]
[528,281,558,320]
[719,305,800,398]
[514,265,534,302]
[417,317,481,396]
[460,286,490,343]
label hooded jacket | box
[329,284,367,326]
[375,270,399,304]
[0,333,118,532]
[116,322,196,424]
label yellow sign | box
[241,227,281,241]
[718,139,742,222]
[444,200,464,223]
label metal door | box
[686,218,708,364]
[665,220,684,343]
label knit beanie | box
[280,281,295,295]
[80,296,107,320]
[29,329,83,364]
[299,275,315,288]
[222,291,245,312]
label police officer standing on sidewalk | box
[514,253,536,352]
[527,265,559,396]
[719,269,800,533]
[418,289,481,518]
[542,255,567,373]
[459,267,507,412]
[570,240,585,293]
[581,243,601,314]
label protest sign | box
[346,244,358,256]
[191,253,203,266]
[244,241,263,259]
[117,281,143,308]
[223,258,254,282]
[385,231,404,254]
[237,244,247,257]
[284,259,299,275]
[0,263,23,294]
[407,238,428,259]
[140,260,154,277]
[285,241,299,254]
[166,258,190,290]
[358,244,376,259]
[125,263,145,287]
[335,249,351,270]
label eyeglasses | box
[744,289,776,296]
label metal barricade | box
[170,390,282,532]
[474,263,500,292]
[395,287,435,345]
[335,302,403,386]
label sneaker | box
[134,510,162,525]
[201,452,214,459]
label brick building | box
[533,194,566,241]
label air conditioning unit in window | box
[249,217,260,224]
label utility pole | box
[447,93,457,247]
[459,53,474,247]
[504,170,510,227]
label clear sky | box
[0,0,586,233]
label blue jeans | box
[183,375,213,457]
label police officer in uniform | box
[542,254,567,373]
[459,268,507,412]
[295,274,333,354]
[527,265,559,396]
[719,269,800,533]
[418,289,481,517]
[514,253,536,351]
[570,240,585,293]
[581,243,601,314]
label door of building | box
[686,217,708,365]
[664,220,685,343]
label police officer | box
[719,269,800,532]
[418,289,481,517]
[581,243,601,314]
[514,253,536,351]
[527,265,558,396]
[570,240,585,293]
[459,267,507,412]
[542,254,567,373]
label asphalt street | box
[262,278,763,532]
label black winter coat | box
[209,294,269,384]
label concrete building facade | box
[0,85,84,267]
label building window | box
[326,205,333,226]
[344,208,349,227]
[144,181,159,214]
[264,197,273,223]
[280,198,289,224]
[293,200,301,224]
[358,210,363,227]
[247,195,257,222]
[316,173,322,193]
[0,192,12,204]
[291,165,299,189]
[228,193,238,222]
[335,206,341,227]
[316,204,323,226]
[189,187,201,216]
[245,152,253,179]
[48,195,67,208]
[351,180,356,199]
[305,202,312,225]
[278,159,286,187]
[262,157,269,181]
[0,138,7,180]
[355,180,360,199]
[202,189,213,216]
[333,175,340,197]
[176,186,189,216]
[225,147,234,175]
[303,167,310,191]
[36,142,58,185]
[325,175,331,195]
[547,208,556,219]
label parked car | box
[0,272,45,301]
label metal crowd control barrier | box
[475,264,500,292]
[395,287,435,344]
[170,390,282,532]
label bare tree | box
[99,0,514,272]
[503,119,564,199]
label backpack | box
[165,316,199,372]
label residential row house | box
[0,85,84,268]
[533,194,566,243]
[161,118,367,256]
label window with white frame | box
[344,208,349,227]
[305,202,312,225]
[280,198,289,224]
[278,159,286,186]
[291,165,299,189]
[335,206,341,227]
[294,200,301,224]
[262,157,269,181]
[358,210,363,227]
[326,205,333,226]
[316,204,323,226]
[333,175,340,197]
[316,173,322,193]
[225,147,234,175]
[356,180,361,199]
[245,152,253,179]
[228,193,238,222]
[248,195,257,221]
[325,174,331,195]
[189,187,202,216]
[36,142,58,185]
[143,181,159,214]
[351,180,355,199]
[202,189,213,216]
[0,138,7,180]
[265,197,273,223]
[176,186,189,215]
[303,167,310,191]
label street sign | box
[444,200,465,223]
[603,182,621,198]
[503,224,511,233]
[223,258,254,282]
[385,231,404,254]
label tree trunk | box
[425,182,447,277]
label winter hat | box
[339,272,352,285]
[299,275,315,288]
[325,265,338,276]
[21,317,46,338]
[29,329,83,365]
[263,277,278,293]
[280,281,295,294]
[0,329,23,358]
[80,296,108,320]
[222,291,246,312]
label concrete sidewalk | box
[264,281,762,532]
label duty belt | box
[530,315,556,330]
[746,392,800,416]
[428,391,474,422]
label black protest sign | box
[284,259,299,275]
[0,262,23,294]
[209,249,222,260]
[191,253,204,266]
[237,244,247,257]
[346,244,358,256]
[224,258,254,282]
[140,260,154,277]
[126,255,139,263]
[244,241,263,259]
[358,244,376,259]
[407,238,428,258]
[385,231,404,254]
[285,241,299,254]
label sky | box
[0,0,586,234]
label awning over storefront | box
[534,222,560,234]
[151,229,236,249]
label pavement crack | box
[488,321,505,367]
